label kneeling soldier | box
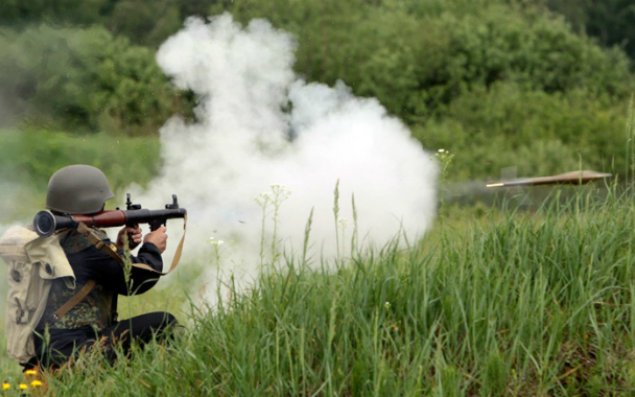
[28,164,177,370]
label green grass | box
[0,187,631,396]
[1,129,634,395]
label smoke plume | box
[132,14,438,303]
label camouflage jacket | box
[37,228,163,331]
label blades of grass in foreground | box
[29,188,635,396]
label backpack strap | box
[75,223,126,266]
[52,279,96,321]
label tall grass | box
[15,186,630,396]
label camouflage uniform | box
[32,226,168,368]
[39,229,114,330]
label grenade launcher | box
[33,194,187,237]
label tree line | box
[1,0,634,180]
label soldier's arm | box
[67,241,164,296]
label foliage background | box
[1,1,635,394]
[1,0,635,183]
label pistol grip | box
[149,219,164,231]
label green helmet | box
[46,164,114,214]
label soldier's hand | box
[144,226,168,253]
[117,224,142,250]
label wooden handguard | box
[33,207,187,237]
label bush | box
[414,82,628,180]
[213,0,633,125]
[0,25,181,135]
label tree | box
[0,25,181,134]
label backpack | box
[0,221,186,364]
[0,226,75,363]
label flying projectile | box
[486,170,612,188]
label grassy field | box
[1,183,633,396]
[1,129,634,395]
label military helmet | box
[46,164,114,214]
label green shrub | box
[414,82,628,180]
[0,25,181,135]
[213,0,632,126]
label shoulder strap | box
[52,279,96,320]
[75,223,126,265]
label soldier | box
[28,164,177,370]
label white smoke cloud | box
[133,14,438,303]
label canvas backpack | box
[0,221,185,364]
[0,226,76,363]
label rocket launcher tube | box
[33,200,187,237]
